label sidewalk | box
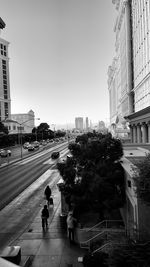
[10,183,86,267]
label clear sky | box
[0,0,117,128]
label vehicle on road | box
[33,141,40,148]
[28,145,35,152]
[0,149,11,157]
[23,142,30,149]
[51,151,60,159]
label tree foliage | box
[57,133,125,216]
[0,121,8,135]
[132,154,150,205]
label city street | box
[0,142,69,250]
[0,142,68,210]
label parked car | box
[51,151,60,159]
[33,141,40,148]
[28,145,35,152]
[0,149,11,157]
[23,142,30,149]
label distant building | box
[9,110,35,134]
[75,117,83,131]
[85,117,89,131]
[0,18,11,122]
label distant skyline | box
[0,0,117,127]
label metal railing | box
[80,220,125,251]
[85,220,124,232]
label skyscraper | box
[75,117,83,131]
[85,117,89,131]
[0,18,11,122]
[109,0,150,143]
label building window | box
[0,44,7,57]
[13,125,16,130]
[4,102,8,119]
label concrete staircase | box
[76,219,127,254]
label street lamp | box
[3,118,40,159]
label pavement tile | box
[31,255,61,267]
[37,238,66,255]
[15,239,42,256]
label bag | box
[49,197,53,205]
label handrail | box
[80,230,107,246]
[85,220,124,233]
[93,242,129,254]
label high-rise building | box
[85,117,89,131]
[125,0,150,143]
[0,18,11,122]
[75,117,83,131]
[108,0,150,142]
[108,0,133,134]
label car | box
[51,151,60,159]
[32,141,40,148]
[28,145,35,151]
[0,149,11,157]
[23,142,30,149]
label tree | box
[57,133,125,216]
[0,121,8,135]
[132,154,150,205]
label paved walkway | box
[10,183,85,267]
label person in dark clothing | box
[41,205,49,230]
[44,185,51,206]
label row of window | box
[2,60,8,99]
[0,101,9,121]
[0,43,7,57]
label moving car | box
[51,151,60,159]
[0,149,11,157]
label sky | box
[0,0,117,128]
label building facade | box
[125,0,150,143]
[0,18,11,122]
[8,110,35,134]
[109,0,150,144]
[75,117,83,132]
[108,0,133,138]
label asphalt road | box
[0,142,69,210]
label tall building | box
[75,117,83,131]
[108,0,133,138]
[0,18,11,122]
[125,0,150,143]
[85,117,89,131]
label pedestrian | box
[66,211,77,243]
[44,185,51,206]
[41,204,49,230]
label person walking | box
[41,205,49,230]
[66,211,77,243]
[44,185,51,206]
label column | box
[129,125,133,143]
[148,123,150,143]
[133,125,137,143]
[137,124,142,143]
[142,123,148,143]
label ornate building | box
[108,0,133,138]
[125,0,150,143]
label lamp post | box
[3,118,40,159]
